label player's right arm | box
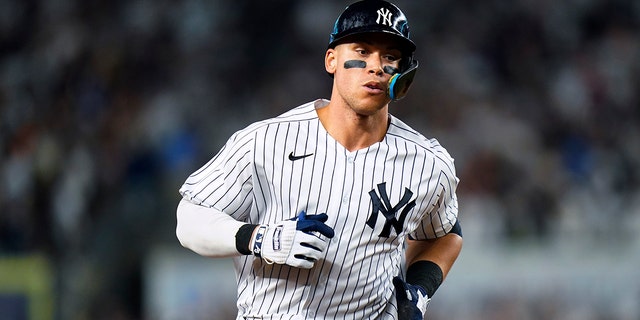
[176,126,257,257]
[176,123,334,267]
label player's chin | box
[360,94,391,110]
[345,93,389,115]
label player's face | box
[326,34,403,116]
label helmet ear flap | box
[388,59,418,101]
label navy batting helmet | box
[328,0,416,54]
[328,0,418,101]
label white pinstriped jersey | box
[179,99,459,320]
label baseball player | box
[176,1,463,319]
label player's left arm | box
[393,143,463,319]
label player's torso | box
[238,113,443,318]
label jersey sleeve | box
[410,140,460,240]
[179,128,255,221]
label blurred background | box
[1,0,639,319]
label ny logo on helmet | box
[376,8,393,26]
[366,182,416,238]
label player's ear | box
[325,49,337,75]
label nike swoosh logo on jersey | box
[288,152,313,161]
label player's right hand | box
[251,211,335,269]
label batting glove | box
[251,211,335,269]
[393,276,431,320]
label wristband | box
[406,260,443,298]
[235,224,258,255]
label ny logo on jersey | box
[366,182,416,237]
[376,8,393,26]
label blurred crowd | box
[1,0,638,319]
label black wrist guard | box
[235,224,259,255]
[406,260,443,298]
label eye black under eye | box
[383,66,399,75]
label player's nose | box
[367,55,384,76]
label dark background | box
[1,0,639,319]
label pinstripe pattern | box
[179,99,459,319]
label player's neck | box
[317,102,389,152]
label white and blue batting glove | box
[393,276,431,320]
[251,211,335,269]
